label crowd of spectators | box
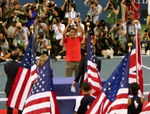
[0,0,150,62]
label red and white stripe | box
[23,92,59,114]
[129,32,144,93]
[140,102,150,114]
[86,88,128,114]
[84,60,102,97]
[7,64,38,110]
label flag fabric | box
[22,57,60,114]
[140,102,150,114]
[86,53,130,114]
[7,34,38,110]
[129,31,144,93]
[84,33,102,97]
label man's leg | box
[65,61,73,77]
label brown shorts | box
[65,61,80,77]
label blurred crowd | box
[0,0,150,62]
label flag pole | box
[135,28,139,84]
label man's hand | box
[72,81,76,87]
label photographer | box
[9,0,26,23]
[103,0,119,30]
[61,0,75,13]
[100,32,114,58]
[84,0,102,24]
[121,0,140,21]
[109,19,126,55]
[50,17,65,59]
[94,20,108,38]
[35,32,49,56]
[46,1,62,24]
[122,11,141,52]
[13,22,29,49]
[25,3,38,28]
[0,33,9,60]
[142,23,150,55]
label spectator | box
[62,19,84,77]
[74,82,95,114]
[103,0,120,30]
[128,82,145,114]
[4,49,22,114]
[84,0,102,24]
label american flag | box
[129,31,144,93]
[84,33,102,97]
[22,57,60,114]
[7,34,38,110]
[86,53,130,114]
[140,102,150,114]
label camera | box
[116,23,120,27]
[0,38,5,43]
[68,0,74,3]
[48,3,55,8]
[17,26,21,30]
[127,18,132,24]
[144,28,149,33]
[126,0,132,4]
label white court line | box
[1,92,150,102]
[144,84,150,86]
[143,65,150,70]
[0,96,83,102]
[0,91,5,94]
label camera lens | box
[17,26,21,30]
[116,24,120,27]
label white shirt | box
[52,23,65,40]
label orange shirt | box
[64,36,82,61]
